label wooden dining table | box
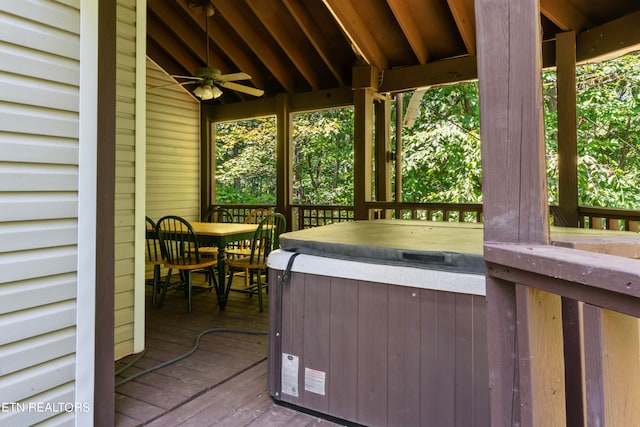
[149,221,260,310]
[188,221,260,310]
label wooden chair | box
[155,215,219,312]
[243,208,271,224]
[226,212,286,312]
[203,206,235,223]
[226,208,272,258]
[145,216,164,307]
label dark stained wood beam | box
[283,0,349,86]
[147,16,202,75]
[386,0,430,64]
[146,39,190,78]
[447,0,476,55]
[323,0,389,70]
[476,0,549,424]
[485,243,640,316]
[247,0,324,90]
[96,0,116,424]
[275,93,293,224]
[556,31,579,227]
[378,55,477,93]
[150,1,227,69]
[540,0,592,32]
[576,10,640,63]
[476,0,548,244]
[212,0,298,93]
[204,86,353,123]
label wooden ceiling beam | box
[150,2,227,71]
[322,0,389,70]
[446,0,476,55]
[212,0,297,93]
[174,1,266,89]
[576,10,640,63]
[283,0,348,86]
[378,55,477,93]
[246,0,323,90]
[147,16,201,75]
[540,0,592,32]
[146,39,189,78]
[386,0,430,64]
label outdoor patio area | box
[114,277,343,426]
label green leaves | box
[214,52,640,212]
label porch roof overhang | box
[148,0,640,106]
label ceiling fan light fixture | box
[194,83,222,101]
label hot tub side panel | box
[268,268,490,427]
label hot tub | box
[267,220,489,426]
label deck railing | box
[213,203,639,233]
[578,206,640,231]
[484,240,640,426]
[208,204,276,224]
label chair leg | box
[226,268,236,306]
[256,269,263,313]
[157,269,173,309]
[152,264,160,307]
[186,270,192,313]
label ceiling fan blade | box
[171,75,204,81]
[148,79,200,90]
[218,72,252,82]
[221,81,264,97]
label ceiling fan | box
[173,1,264,100]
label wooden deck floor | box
[114,277,343,426]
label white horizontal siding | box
[0,219,77,252]
[0,274,76,314]
[0,301,77,346]
[0,382,76,426]
[0,354,76,404]
[146,58,200,223]
[0,133,78,165]
[113,0,138,360]
[0,1,82,425]
[0,328,76,376]
[0,193,77,222]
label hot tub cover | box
[278,220,485,274]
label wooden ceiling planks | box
[147,0,640,104]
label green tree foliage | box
[215,118,277,204]
[545,51,640,209]
[396,83,482,203]
[215,52,640,210]
[292,108,354,205]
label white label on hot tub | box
[281,353,299,397]
[304,367,326,395]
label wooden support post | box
[601,309,640,425]
[582,304,605,426]
[556,31,579,227]
[352,65,377,220]
[96,0,117,424]
[561,298,584,426]
[475,0,551,425]
[276,93,293,228]
[374,97,391,217]
[395,93,403,205]
[517,286,567,427]
[200,105,213,219]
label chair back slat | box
[145,216,162,262]
[248,213,286,265]
[156,216,202,266]
[244,208,272,224]
[204,206,235,223]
